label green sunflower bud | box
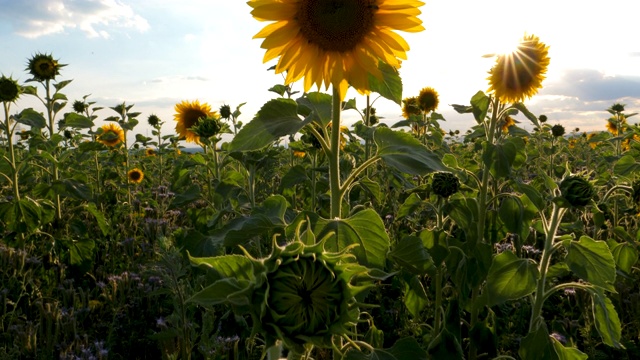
[219,104,232,119]
[26,53,65,82]
[0,75,21,103]
[431,172,460,198]
[147,114,161,127]
[72,100,87,113]
[190,116,221,139]
[559,176,594,207]
[551,124,565,137]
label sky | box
[1,0,639,143]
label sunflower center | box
[130,172,141,181]
[297,0,376,53]
[183,109,207,130]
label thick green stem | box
[329,87,342,218]
[3,102,20,202]
[529,203,566,332]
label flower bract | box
[174,100,216,144]
[0,75,21,103]
[97,123,125,147]
[487,34,550,104]
[248,0,425,99]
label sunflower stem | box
[3,102,20,202]
[329,87,342,219]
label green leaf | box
[614,154,640,176]
[551,338,588,360]
[611,241,638,274]
[368,61,403,105]
[296,92,332,128]
[420,229,450,265]
[188,254,255,282]
[589,287,623,348]
[519,322,557,360]
[513,181,546,211]
[375,127,445,175]
[389,236,434,275]
[498,196,524,235]
[68,238,95,272]
[62,112,95,129]
[427,328,464,360]
[280,164,309,191]
[485,251,539,307]
[15,108,47,128]
[86,202,110,236]
[396,192,423,220]
[357,176,382,204]
[170,185,202,209]
[345,337,427,360]
[187,278,252,309]
[54,79,73,91]
[565,236,616,292]
[228,98,306,151]
[512,102,540,128]
[403,274,428,318]
[470,91,490,123]
[290,209,390,269]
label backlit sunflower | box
[174,100,216,144]
[487,34,550,104]
[97,123,125,147]
[127,168,144,184]
[402,96,421,119]
[605,115,627,136]
[26,53,64,82]
[417,87,439,113]
[586,133,598,149]
[145,148,157,157]
[248,0,425,99]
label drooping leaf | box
[188,254,255,282]
[519,322,558,360]
[610,241,638,274]
[389,236,434,275]
[67,238,95,272]
[228,98,307,151]
[403,274,429,318]
[375,127,446,175]
[470,91,490,123]
[86,202,110,236]
[551,338,589,360]
[296,92,332,127]
[498,196,524,235]
[589,287,623,348]
[396,192,423,220]
[15,108,47,128]
[368,61,403,105]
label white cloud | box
[1,0,149,39]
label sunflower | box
[417,87,439,113]
[145,148,157,157]
[97,123,125,147]
[622,134,640,151]
[487,34,550,104]
[26,53,64,82]
[402,96,421,119]
[293,150,306,158]
[586,133,598,149]
[127,168,144,184]
[500,115,516,133]
[605,115,627,135]
[0,75,21,102]
[248,0,425,99]
[174,100,216,144]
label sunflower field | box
[2,2,640,360]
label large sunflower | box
[248,0,425,99]
[127,168,144,184]
[605,115,627,136]
[174,100,216,144]
[487,34,550,104]
[97,123,125,147]
[417,87,439,113]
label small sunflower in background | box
[248,0,425,99]
[127,168,144,184]
[147,114,161,128]
[499,115,517,133]
[487,34,550,104]
[586,133,598,149]
[174,100,216,144]
[293,150,306,158]
[72,100,88,114]
[0,75,21,103]
[417,87,439,113]
[605,115,627,135]
[26,53,65,82]
[97,123,125,147]
[145,148,157,157]
[402,97,421,119]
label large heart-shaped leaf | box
[375,127,445,175]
